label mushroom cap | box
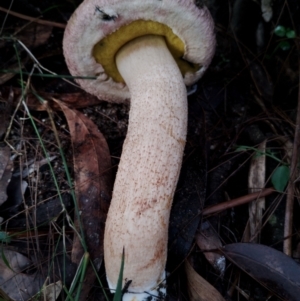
[63,0,215,103]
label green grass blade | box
[113,249,125,301]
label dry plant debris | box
[185,258,225,301]
[0,249,44,301]
[0,146,13,206]
[223,243,300,301]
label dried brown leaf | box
[16,24,52,49]
[0,146,13,206]
[0,24,52,49]
[55,100,112,299]
[0,92,12,138]
[57,100,112,262]
[185,259,226,301]
[1,87,108,110]
[0,24,52,85]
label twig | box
[0,6,66,29]
[202,188,275,216]
[283,41,300,256]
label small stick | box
[283,50,300,256]
[202,187,275,216]
[0,6,66,29]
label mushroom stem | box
[104,35,187,299]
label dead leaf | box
[0,248,44,301]
[28,280,62,301]
[1,87,110,111]
[3,156,57,220]
[223,243,300,301]
[0,24,52,85]
[56,100,112,262]
[54,100,112,300]
[15,24,53,49]
[0,287,14,301]
[195,221,225,276]
[41,281,62,301]
[0,70,20,86]
[0,146,13,206]
[0,91,12,136]
[0,24,52,50]
[247,140,266,242]
[185,259,226,301]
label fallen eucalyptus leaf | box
[185,259,225,301]
[223,243,300,301]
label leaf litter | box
[223,243,300,301]
[54,99,113,299]
[0,248,44,301]
[0,146,13,206]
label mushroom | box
[63,1,215,300]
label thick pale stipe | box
[104,35,187,300]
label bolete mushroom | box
[63,1,215,300]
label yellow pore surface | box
[93,20,199,83]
